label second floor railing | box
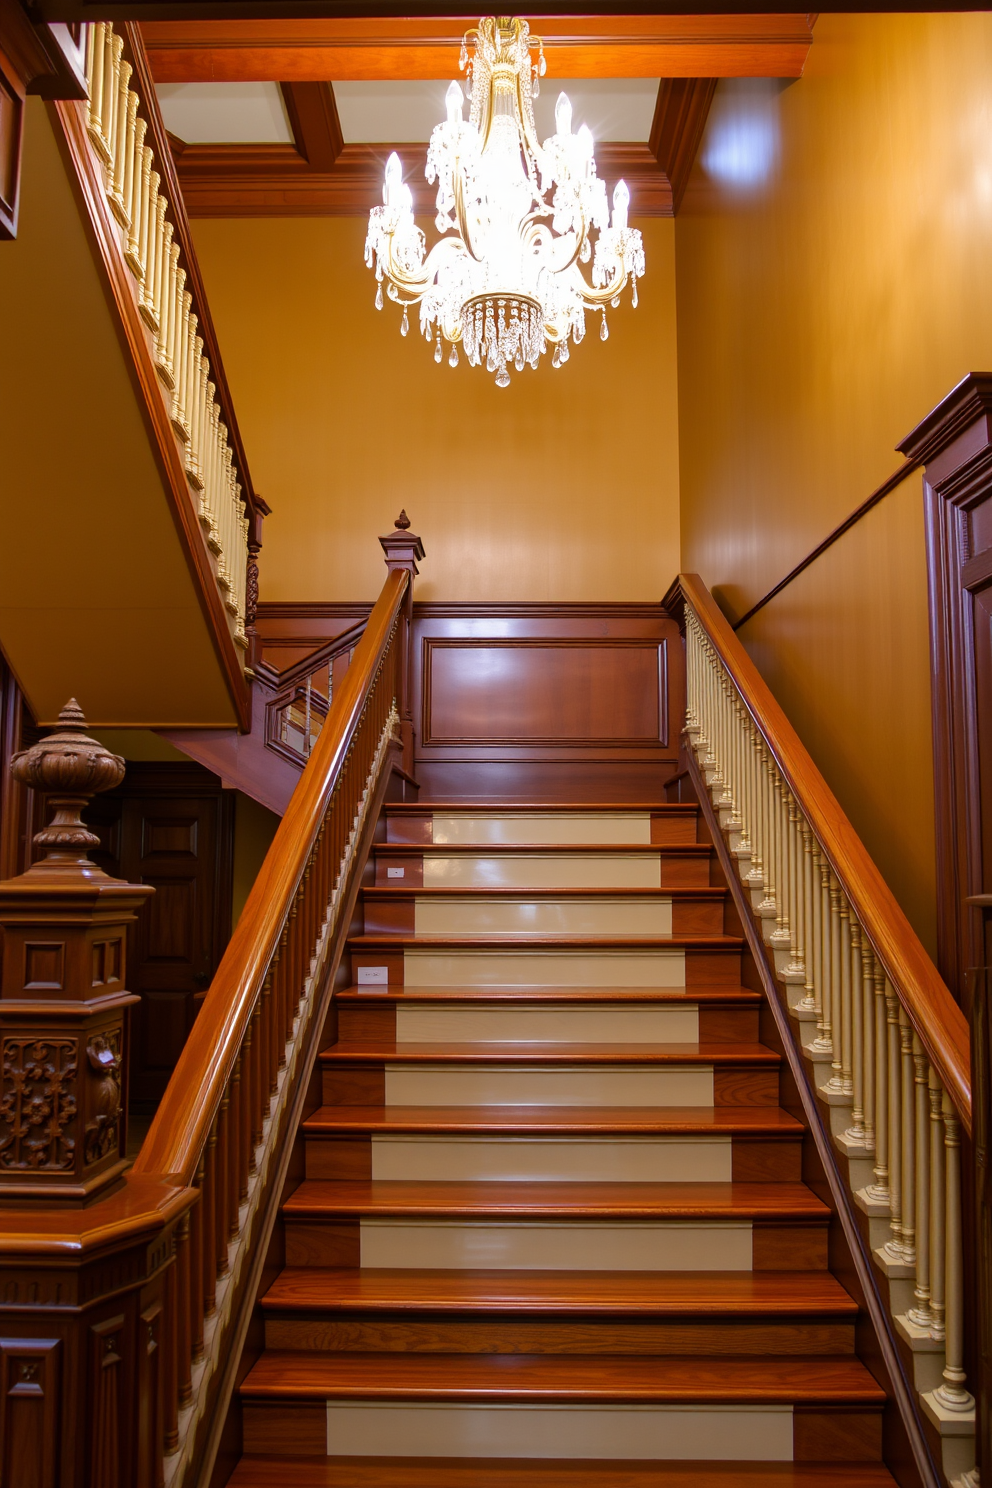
[674,573,974,1487]
[77,20,257,658]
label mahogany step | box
[302,1105,802,1134]
[229,1458,899,1487]
[260,1267,857,1356]
[321,1041,779,1063]
[337,986,761,1043]
[240,1350,884,1403]
[372,842,717,889]
[240,1354,884,1463]
[362,887,728,938]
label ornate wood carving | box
[0,700,153,1200]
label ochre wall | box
[676,13,992,953]
[191,216,679,603]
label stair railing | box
[130,528,421,1486]
[672,573,975,1486]
[57,20,259,665]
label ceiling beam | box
[141,14,813,82]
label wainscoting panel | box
[411,604,683,801]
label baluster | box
[928,1071,946,1341]
[898,1010,916,1267]
[811,846,832,1052]
[215,1093,231,1276]
[105,32,123,176]
[228,1060,242,1240]
[175,1208,193,1410]
[186,334,204,486]
[825,875,846,1093]
[239,1034,252,1198]
[154,223,175,383]
[264,970,279,1096]
[839,894,853,1098]
[168,265,187,409]
[109,58,133,226]
[202,1129,218,1316]
[163,1216,179,1455]
[119,86,138,240]
[249,1000,264,1156]
[797,821,816,1012]
[861,939,876,1156]
[845,919,866,1142]
[907,1037,932,1325]
[86,22,110,161]
[884,984,904,1259]
[932,1094,974,1410]
[171,292,193,440]
[866,961,889,1201]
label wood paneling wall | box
[410,603,684,801]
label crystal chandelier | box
[364,15,646,387]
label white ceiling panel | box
[333,78,660,145]
[156,82,294,144]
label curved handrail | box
[272,619,367,698]
[134,566,409,1181]
[676,572,971,1131]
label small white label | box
[357,965,389,985]
[386,867,405,879]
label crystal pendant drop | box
[434,336,443,363]
[631,278,638,308]
[400,307,409,337]
[374,283,383,311]
[449,344,459,368]
[515,348,524,372]
[495,366,511,388]
[551,344,561,368]
[560,339,569,364]
[600,313,609,341]
[611,295,620,309]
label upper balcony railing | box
[71,21,260,666]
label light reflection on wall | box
[701,79,784,193]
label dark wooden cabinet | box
[85,764,234,1110]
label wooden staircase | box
[231,801,897,1486]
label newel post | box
[0,699,153,1202]
[379,510,425,781]
[245,493,271,674]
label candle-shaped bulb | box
[612,178,629,230]
[577,123,593,158]
[384,151,403,205]
[446,81,464,123]
[555,91,572,136]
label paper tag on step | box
[357,965,389,986]
[386,867,405,879]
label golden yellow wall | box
[676,12,992,953]
[191,216,679,603]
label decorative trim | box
[649,77,718,213]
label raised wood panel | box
[0,1337,60,1487]
[424,640,667,747]
[411,605,684,803]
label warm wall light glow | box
[364,15,645,387]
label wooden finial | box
[10,699,125,869]
[394,510,411,530]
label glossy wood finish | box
[669,574,971,1131]
[411,606,685,804]
[229,1457,900,1487]
[898,375,992,1010]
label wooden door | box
[81,764,234,1109]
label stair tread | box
[380,843,713,854]
[283,1179,828,1219]
[240,1351,884,1402]
[385,803,698,814]
[261,1268,857,1315]
[321,1041,780,1064]
[303,1105,803,1135]
[350,934,742,947]
[364,887,727,898]
[229,1458,898,1487]
[338,985,762,1004]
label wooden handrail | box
[673,572,971,1131]
[272,618,367,697]
[134,566,409,1181]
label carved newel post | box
[379,510,425,782]
[0,700,152,1202]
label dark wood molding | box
[898,372,992,1009]
[649,76,717,213]
[0,0,86,236]
[281,79,342,169]
[139,14,812,83]
[731,458,921,631]
[50,80,252,731]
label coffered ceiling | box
[147,14,813,218]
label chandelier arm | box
[453,169,484,264]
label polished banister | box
[134,567,408,1183]
[677,572,970,1130]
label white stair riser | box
[370,1134,733,1183]
[325,1400,792,1461]
[404,948,686,989]
[424,854,662,890]
[414,896,673,937]
[431,813,653,846]
[394,1003,699,1044]
[360,1218,753,1271]
[384,1063,714,1107]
